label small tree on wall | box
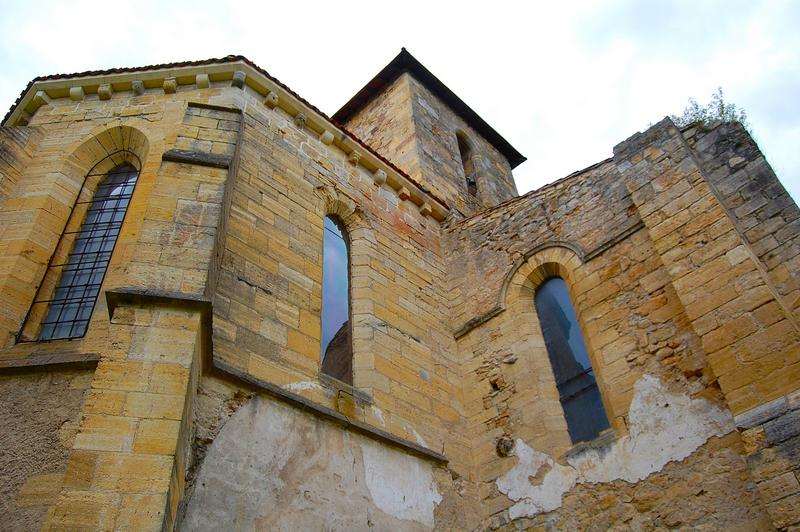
[671,87,750,132]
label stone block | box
[16,472,63,507]
[84,389,127,415]
[134,418,181,454]
[92,453,173,493]
[116,493,167,531]
[49,490,120,530]
[764,408,800,444]
[62,450,99,490]
[73,414,137,452]
[758,471,800,503]
[766,492,800,528]
[123,392,184,420]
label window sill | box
[0,343,100,372]
[213,358,447,464]
[318,372,373,405]
[561,428,618,461]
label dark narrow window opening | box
[320,215,352,384]
[535,277,610,443]
[22,160,140,341]
[457,132,477,196]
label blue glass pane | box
[535,277,610,443]
[38,163,138,340]
[320,216,352,383]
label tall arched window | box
[21,157,140,341]
[320,215,352,384]
[457,131,477,196]
[535,277,609,443]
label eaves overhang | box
[3,55,450,221]
[333,48,527,169]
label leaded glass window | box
[320,216,352,384]
[32,163,139,340]
[535,277,609,443]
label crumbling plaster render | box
[181,396,442,531]
[497,374,735,520]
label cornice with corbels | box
[5,61,448,222]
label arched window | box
[22,158,140,341]
[457,131,477,196]
[535,277,609,443]
[320,215,352,384]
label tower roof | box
[332,48,526,169]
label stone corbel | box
[264,91,279,108]
[131,80,145,96]
[196,74,210,89]
[232,70,246,89]
[97,84,113,100]
[32,90,51,108]
[163,78,177,94]
[398,186,411,201]
[15,111,31,126]
[319,130,334,145]
[372,169,387,186]
[294,112,307,129]
[419,202,432,217]
[69,86,84,101]
[348,151,361,165]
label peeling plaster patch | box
[371,405,386,426]
[361,439,442,527]
[496,441,578,520]
[495,375,735,519]
[567,374,735,483]
[183,396,440,531]
[283,381,322,393]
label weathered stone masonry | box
[0,50,797,530]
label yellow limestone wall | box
[0,64,797,530]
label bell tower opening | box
[457,131,477,196]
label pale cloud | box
[0,0,796,200]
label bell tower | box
[333,48,525,217]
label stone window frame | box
[16,125,151,343]
[320,213,354,384]
[534,276,610,444]
[502,244,616,447]
[315,185,376,401]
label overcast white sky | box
[1,0,798,201]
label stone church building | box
[0,50,798,530]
